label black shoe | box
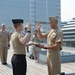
[60,72,65,75]
[2,62,7,65]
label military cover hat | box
[12,19,24,24]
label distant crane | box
[30,0,36,30]
[30,0,49,31]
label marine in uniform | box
[0,23,10,65]
[37,16,65,75]
[11,19,35,75]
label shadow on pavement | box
[6,64,12,69]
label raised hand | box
[26,22,31,31]
[37,21,41,30]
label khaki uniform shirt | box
[43,28,63,53]
[11,30,25,55]
[0,30,9,44]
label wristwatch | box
[44,46,47,49]
[27,31,31,33]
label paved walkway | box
[0,46,75,75]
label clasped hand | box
[35,44,45,49]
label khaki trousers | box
[47,50,61,75]
[0,43,8,63]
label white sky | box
[61,0,75,22]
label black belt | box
[13,54,26,57]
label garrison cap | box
[12,19,24,24]
[49,16,59,21]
